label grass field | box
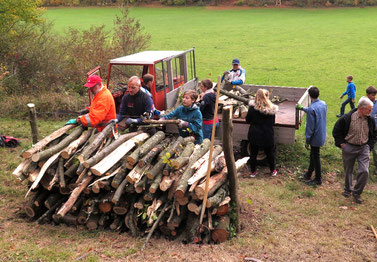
[1,6,377,261]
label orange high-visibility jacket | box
[79,86,116,132]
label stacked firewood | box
[13,123,248,244]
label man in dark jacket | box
[115,76,154,130]
[332,96,377,204]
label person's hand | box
[352,99,355,103]
[108,119,118,125]
[65,118,77,126]
[340,95,344,99]
[296,103,304,110]
[305,143,310,150]
[341,143,346,149]
[178,120,189,129]
[79,109,89,115]
[125,118,138,125]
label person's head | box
[143,74,154,88]
[366,86,377,102]
[346,75,353,83]
[200,79,213,93]
[128,76,141,96]
[183,90,198,107]
[84,75,103,95]
[232,58,240,70]
[308,86,320,100]
[357,96,373,117]
[255,89,273,111]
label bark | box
[146,159,165,180]
[78,122,116,163]
[90,133,149,176]
[135,175,148,194]
[214,87,250,105]
[211,215,230,243]
[174,139,211,199]
[159,175,174,192]
[184,212,201,243]
[222,106,241,233]
[83,132,140,168]
[13,158,32,182]
[170,142,195,170]
[158,137,177,160]
[53,213,77,226]
[111,167,127,189]
[125,200,138,237]
[206,184,229,208]
[56,174,93,217]
[149,172,163,194]
[113,196,129,215]
[22,124,75,159]
[57,158,66,188]
[86,214,100,230]
[126,164,149,184]
[36,197,66,225]
[112,178,128,204]
[142,119,180,125]
[138,137,172,167]
[109,215,121,230]
[61,130,91,159]
[32,126,85,162]
[77,205,89,225]
[44,193,63,209]
[167,205,187,230]
[64,163,79,178]
[127,131,165,167]
[195,169,227,200]
[34,191,49,207]
[28,103,39,144]
[71,196,84,213]
[91,182,101,194]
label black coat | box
[199,92,216,121]
[332,108,377,150]
[245,105,277,147]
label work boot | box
[305,179,322,186]
[352,193,363,204]
[300,172,311,181]
[341,191,351,198]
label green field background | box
[45,7,377,130]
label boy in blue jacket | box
[337,75,356,117]
[296,86,327,185]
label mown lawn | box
[1,6,377,261]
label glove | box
[65,119,77,125]
[178,120,189,129]
[296,103,304,110]
[79,108,89,115]
[305,143,310,150]
[125,118,138,125]
[108,119,118,125]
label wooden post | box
[222,105,241,232]
[28,103,39,144]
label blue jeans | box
[203,122,219,140]
[340,97,355,115]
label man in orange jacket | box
[65,75,116,132]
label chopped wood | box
[126,164,149,184]
[170,142,195,170]
[138,137,172,167]
[211,215,230,243]
[61,130,91,159]
[12,158,32,181]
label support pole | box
[222,105,241,232]
[28,103,39,144]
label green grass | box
[45,6,377,134]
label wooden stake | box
[371,225,377,240]
[28,103,39,144]
[199,75,221,225]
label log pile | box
[14,124,249,244]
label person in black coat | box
[199,79,219,140]
[246,89,278,178]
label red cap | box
[84,75,102,88]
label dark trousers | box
[307,146,321,181]
[340,97,355,115]
[249,144,275,172]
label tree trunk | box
[56,174,93,217]
[61,130,91,159]
[83,131,140,168]
[170,142,195,170]
[138,137,172,167]
[127,131,165,167]
[174,139,211,199]
[222,106,240,232]
[32,126,85,162]
[91,133,149,176]
[78,122,115,163]
[28,103,39,144]
[22,124,75,159]
[211,215,230,243]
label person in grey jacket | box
[296,86,327,185]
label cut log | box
[138,137,172,167]
[109,215,121,230]
[216,196,231,216]
[12,158,32,181]
[206,184,229,208]
[22,124,75,159]
[146,159,165,180]
[26,151,61,198]
[56,174,93,217]
[167,205,187,230]
[78,122,115,162]
[187,147,223,186]
[53,213,77,227]
[134,197,145,210]
[127,131,165,167]
[83,132,140,168]
[160,175,174,192]
[195,170,227,200]
[28,103,39,144]
[211,216,230,243]
[86,214,100,230]
[71,196,84,213]
[170,142,195,170]
[90,133,149,176]
[110,167,127,188]
[135,175,148,194]
[174,139,211,199]
[112,178,128,204]
[215,87,249,105]
[57,158,65,188]
[28,169,40,183]
[64,163,79,178]
[187,200,201,216]
[149,172,163,194]
[113,196,129,215]
[33,191,49,207]
[36,197,66,225]
[44,193,62,209]
[126,164,149,184]
[61,130,91,159]
[32,126,85,162]
[142,119,180,125]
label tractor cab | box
[88,48,198,113]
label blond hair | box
[254,89,274,112]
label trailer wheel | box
[240,140,268,163]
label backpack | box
[0,135,21,148]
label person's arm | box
[305,108,316,144]
[80,98,110,127]
[332,117,346,148]
[350,83,356,99]
[162,107,180,120]
[245,106,253,124]
[231,68,246,85]
[368,118,377,150]
[117,95,128,122]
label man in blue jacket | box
[222,58,247,94]
[296,86,327,185]
[337,75,356,117]
[366,86,377,174]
